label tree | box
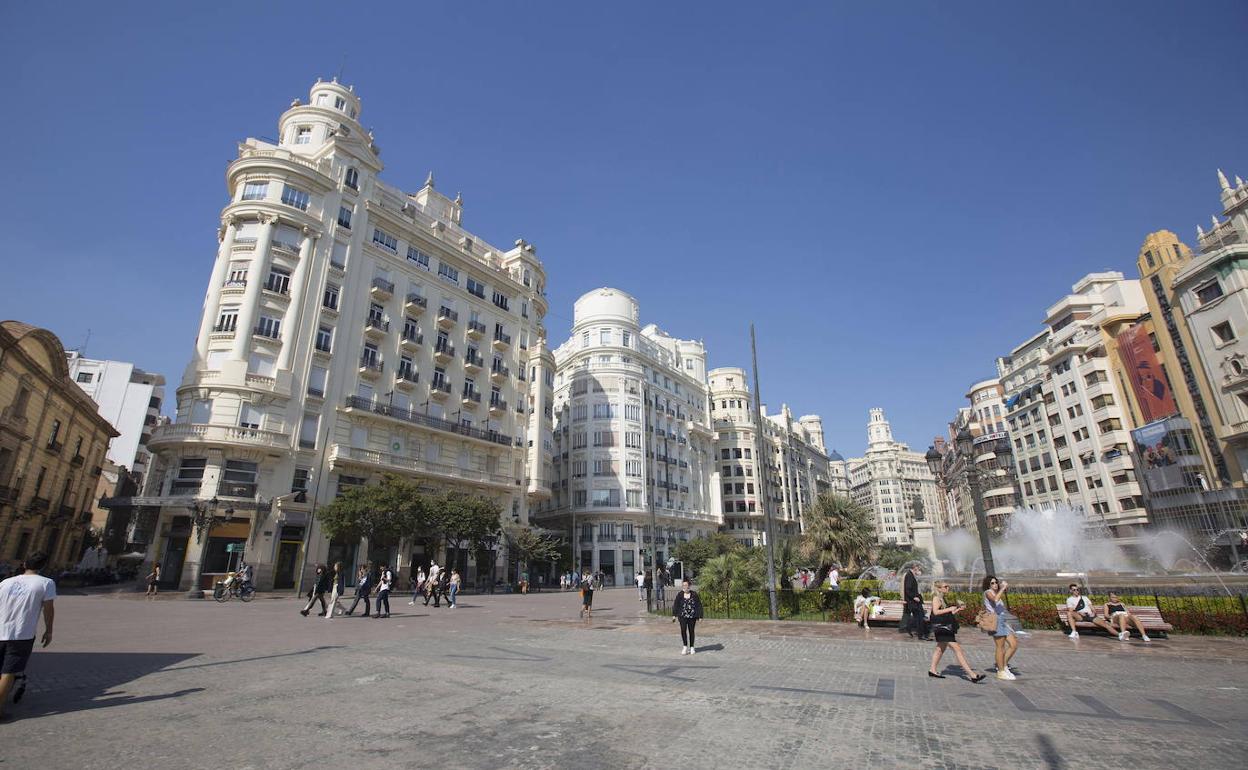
[318,475,425,548]
[696,551,764,595]
[505,525,562,580]
[672,531,743,578]
[427,490,503,554]
[749,537,800,589]
[799,493,877,582]
[876,546,931,571]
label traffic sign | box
[226,543,245,553]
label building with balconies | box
[118,78,550,591]
[535,288,719,585]
[65,352,164,490]
[930,380,1018,534]
[0,321,118,569]
[846,408,942,547]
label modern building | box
[65,352,164,487]
[707,367,834,546]
[112,79,550,591]
[0,321,118,569]
[931,379,1018,533]
[536,288,719,585]
[847,408,942,546]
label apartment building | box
[847,408,942,546]
[930,379,1018,533]
[536,288,719,585]
[0,321,118,569]
[65,352,164,486]
[109,79,550,591]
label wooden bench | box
[1053,604,1173,638]
[859,599,907,625]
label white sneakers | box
[681,646,689,655]
[689,647,695,655]
[996,670,1017,681]
[1068,630,1080,639]
[1118,631,1130,641]
[1142,635,1151,642]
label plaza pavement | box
[2,586,1246,770]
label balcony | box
[464,350,484,371]
[400,330,423,350]
[462,390,483,408]
[490,363,510,382]
[437,306,458,329]
[0,485,16,503]
[395,370,419,390]
[340,397,514,448]
[148,422,292,451]
[70,453,85,467]
[492,332,512,351]
[359,356,384,379]
[217,481,258,499]
[434,341,456,364]
[467,320,486,339]
[370,277,394,300]
[29,497,50,514]
[364,317,390,339]
[489,397,507,415]
[306,386,325,400]
[330,444,514,490]
[262,278,290,297]
[404,293,428,313]
[221,279,247,298]
[430,380,452,400]
[45,439,63,455]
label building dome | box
[828,449,844,462]
[572,287,639,330]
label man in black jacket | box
[903,564,929,640]
[345,564,373,617]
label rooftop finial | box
[1237,176,1244,188]
[425,170,435,188]
[454,191,462,205]
[1218,169,1231,190]
[1212,214,1221,228]
[1197,224,1205,238]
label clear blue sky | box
[2,1,1245,457]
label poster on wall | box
[1117,325,1178,423]
[1131,419,1185,492]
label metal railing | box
[342,396,511,446]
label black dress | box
[931,601,959,642]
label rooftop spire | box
[1197,224,1205,238]
[1212,214,1221,228]
[425,170,435,188]
[1218,169,1231,190]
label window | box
[344,167,359,190]
[299,414,319,448]
[368,302,385,326]
[265,267,290,295]
[241,181,268,201]
[372,228,397,252]
[1213,321,1236,345]
[438,262,459,284]
[361,343,380,368]
[294,126,312,144]
[307,365,327,397]
[76,372,93,384]
[492,290,510,311]
[334,96,346,110]
[215,306,239,333]
[1196,281,1224,305]
[315,325,333,352]
[172,458,207,494]
[432,367,448,389]
[255,315,281,339]
[337,206,352,229]
[292,468,311,493]
[323,284,340,310]
[600,329,611,345]
[281,184,310,211]
[467,278,486,298]
[238,403,263,430]
[220,459,259,497]
[1144,250,1155,268]
[407,246,430,269]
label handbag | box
[975,608,998,633]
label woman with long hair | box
[672,579,704,655]
[981,575,1019,681]
[300,564,329,616]
[325,562,346,620]
[927,581,985,682]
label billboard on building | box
[1117,325,1178,423]
[1131,419,1185,492]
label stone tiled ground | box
[2,587,1246,769]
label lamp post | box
[927,427,996,577]
[185,496,234,598]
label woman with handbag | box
[927,581,985,682]
[980,575,1019,681]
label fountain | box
[851,565,897,594]
[1140,530,1233,597]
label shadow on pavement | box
[1036,733,1067,769]
[14,651,203,719]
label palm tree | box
[800,493,877,583]
[698,552,763,595]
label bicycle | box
[213,577,255,602]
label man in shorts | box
[1064,583,1115,639]
[0,551,56,720]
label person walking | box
[635,571,645,601]
[409,567,426,606]
[435,569,451,608]
[346,565,373,617]
[827,565,840,590]
[448,569,461,608]
[0,552,56,722]
[1105,592,1151,642]
[903,564,929,640]
[672,579,704,655]
[144,563,160,598]
[579,572,594,619]
[325,562,346,620]
[373,564,392,618]
[982,575,1020,680]
[927,581,986,682]
[300,565,330,616]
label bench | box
[1053,604,1173,638]
[858,599,907,625]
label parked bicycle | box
[213,572,255,602]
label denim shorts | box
[993,613,1013,638]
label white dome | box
[573,287,639,329]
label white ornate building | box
[116,79,550,590]
[535,288,720,584]
[847,408,943,546]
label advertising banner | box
[1117,325,1178,422]
[1131,419,1185,492]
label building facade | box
[1,321,118,569]
[931,379,1018,534]
[65,352,164,485]
[536,288,719,585]
[707,367,834,546]
[847,408,942,546]
[116,79,550,590]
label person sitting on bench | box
[854,589,881,628]
[1064,584,1116,639]
[1105,592,1151,642]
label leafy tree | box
[876,546,931,571]
[697,551,764,594]
[505,525,562,578]
[672,531,744,578]
[799,493,877,582]
[427,490,503,552]
[318,475,425,547]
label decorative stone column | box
[196,217,239,360]
[277,227,317,370]
[230,215,277,361]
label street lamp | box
[185,496,234,599]
[927,427,996,577]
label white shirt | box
[1066,595,1092,615]
[828,569,840,588]
[0,573,56,641]
[378,570,392,591]
[636,574,645,588]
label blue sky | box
[2,1,1245,457]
